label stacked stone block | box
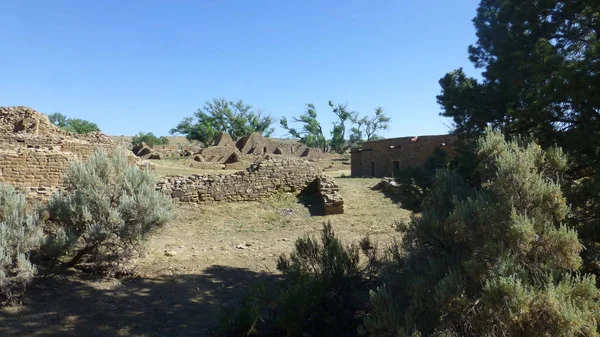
[156,156,322,203]
[316,174,344,215]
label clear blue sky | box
[1,0,480,138]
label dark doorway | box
[393,161,400,176]
[371,161,375,176]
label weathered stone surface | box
[225,152,240,164]
[156,156,327,205]
[214,132,235,147]
[136,145,152,157]
[351,135,457,177]
[132,142,147,156]
[236,133,266,155]
[199,146,241,164]
[0,106,141,196]
[193,155,205,162]
[316,174,344,215]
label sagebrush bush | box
[0,184,45,305]
[394,147,451,211]
[363,128,600,336]
[44,148,174,273]
[223,222,378,337]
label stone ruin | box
[133,131,332,166]
[0,106,136,200]
[156,156,344,215]
[0,106,344,214]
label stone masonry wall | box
[351,134,457,177]
[0,149,74,188]
[316,174,344,215]
[0,107,136,196]
[156,156,322,204]
[0,135,130,192]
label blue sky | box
[0,0,481,138]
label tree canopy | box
[281,101,390,153]
[131,132,169,147]
[437,0,600,270]
[48,112,101,134]
[349,107,390,145]
[280,103,328,152]
[169,98,275,146]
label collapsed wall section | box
[316,175,344,215]
[156,156,321,204]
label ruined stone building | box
[350,134,457,177]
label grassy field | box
[0,164,408,337]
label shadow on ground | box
[0,266,280,337]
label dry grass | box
[145,157,240,176]
[138,176,409,278]
[0,161,409,337]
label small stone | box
[281,238,290,242]
[164,250,177,257]
[236,244,247,250]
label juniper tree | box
[437,0,600,263]
[363,128,600,337]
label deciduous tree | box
[170,98,275,146]
[48,113,100,134]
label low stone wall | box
[156,156,322,203]
[317,175,344,215]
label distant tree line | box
[131,132,169,148]
[48,112,101,134]
[170,97,390,153]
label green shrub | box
[0,184,45,305]
[225,223,378,337]
[131,132,169,148]
[219,283,267,337]
[394,146,451,211]
[44,148,174,273]
[363,128,600,336]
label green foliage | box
[280,103,328,152]
[219,283,267,337]
[328,100,355,154]
[350,107,390,146]
[170,98,275,145]
[131,132,169,148]
[48,112,100,134]
[394,147,451,212]
[272,223,375,337]
[44,149,174,272]
[230,223,377,337]
[437,0,600,255]
[282,102,390,153]
[0,184,45,305]
[364,129,600,336]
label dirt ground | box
[0,168,409,337]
